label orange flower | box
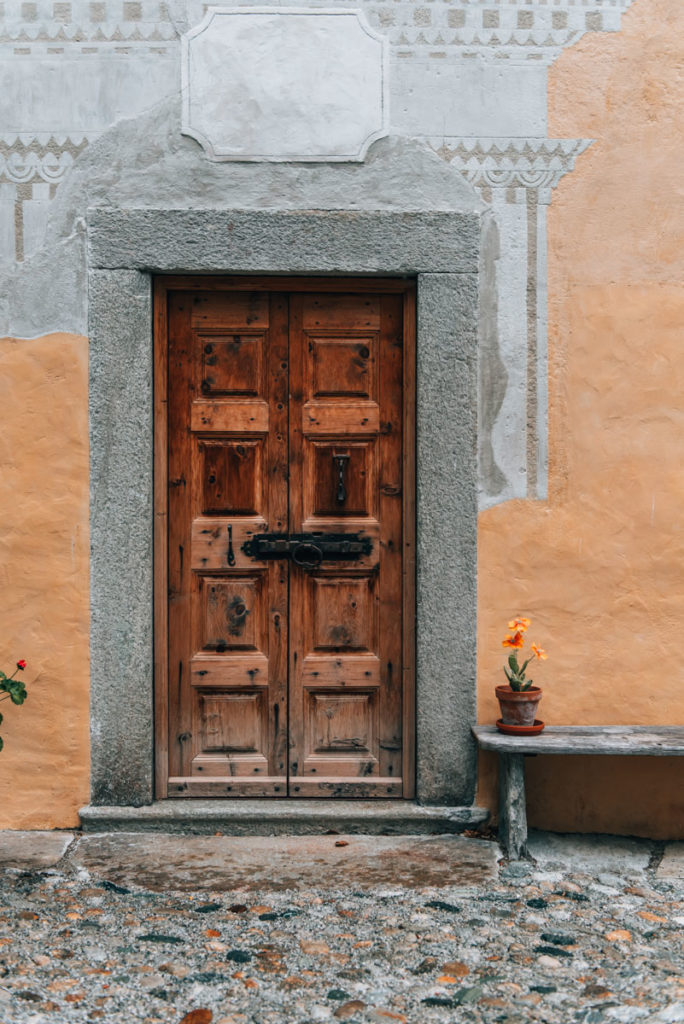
[531,643,547,660]
[502,632,524,649]
[508,617,531,633]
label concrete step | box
[79,799,490,836]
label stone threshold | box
[79,800,489,836]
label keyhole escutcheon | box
[333,453,350,504]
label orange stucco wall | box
[2,0,683,837]
[0,333,90,828]
[477,0,684,837]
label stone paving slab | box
[656,842,684,879]
[0,830,74,869]
[526,830,653,876]
[70,834,498,892]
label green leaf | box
[8,682,27,705]
[0,711,4,726]
[508,653,519,672]
[0,735,4,752]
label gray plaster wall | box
[0,0,638,508]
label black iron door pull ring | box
[227,525,236,566]
[291,541,323,569]
[333,454,350,504]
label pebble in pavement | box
[0,837,682,1024]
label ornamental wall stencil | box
[0,1,637,54]
[435,139,594,201]
[0,137,90,263]
[0,150,79,185]
[426,137,595,504]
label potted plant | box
[496,618,547,734]
[0,659,28,751]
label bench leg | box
[498,752,528,859]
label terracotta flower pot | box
[495,684,543,726]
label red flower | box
[16,660,26,671]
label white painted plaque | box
[182,7,388,162]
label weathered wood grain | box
[472,725,684,756]
[158,278,416,800]
[498,753,528,860]
[473,724,684,860]
[288,290,407,796]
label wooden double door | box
[155,279,415,798]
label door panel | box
[167,290,289,796]
[288,293,404,797]
[160,281,412,799]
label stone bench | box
[471,725,684,860]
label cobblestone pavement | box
[0,831,682,1024]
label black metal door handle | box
[333,454,350,504]
[241,532,372,565]
[291,542,323,569]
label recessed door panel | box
[308,441,375,518]
[158,281,413,799]
[199,333,265,397]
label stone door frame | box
[87,207,480,810]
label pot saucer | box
[496,719,545,736]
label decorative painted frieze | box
[0,136,89,185]
[435,138,593,202]
[0,135,90,262]
[425,136,594,503]
[0,1,637,56]
[374,0,636,61]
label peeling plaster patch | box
[0,136,91,262]
[0,230,86,337]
